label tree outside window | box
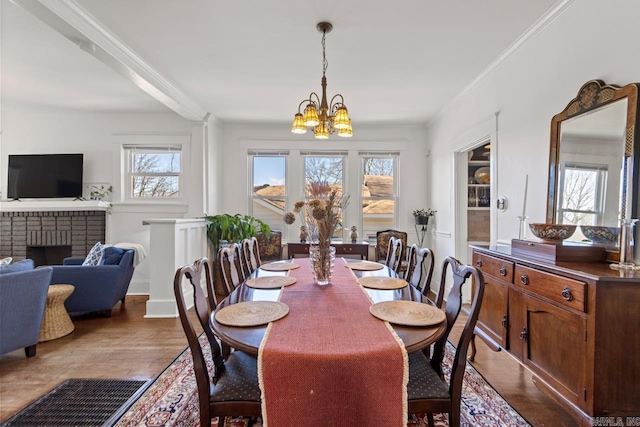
[558,162,607,240]
[125,147,181,199]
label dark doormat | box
[1,378,150,427]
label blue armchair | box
[0,260,53,357]
[50,249,135,316]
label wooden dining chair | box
[406,256,485,427]
[242,236,261,275]
[405,244,436,301]
[376,229,408,275]
[174,259,261,427]
[218,244,245,295]
[384,236,404,274]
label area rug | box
[1,378,149,427]
[115,337,530,427]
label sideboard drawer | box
[473,252,514,282]
[514,265,586,312]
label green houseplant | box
[412,208,436,225]
[204,213,271,252]
[204,213,270,297]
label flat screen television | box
[7,154,84,199]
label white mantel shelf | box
[0,200,110,212]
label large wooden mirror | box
[547,80,639,253]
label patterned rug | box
[115,337,530,427]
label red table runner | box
[258,257,408,426]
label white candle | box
[522,174,528,217]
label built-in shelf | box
[467,145,491,242]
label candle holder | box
[611,218,640,270]
[518,216,529,240]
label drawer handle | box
[501,315,507,328]
[499,266,507,276]
[561,287,573,301]
[476,259,483,268]
[520,274,529,285]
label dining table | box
[209,257,447,427]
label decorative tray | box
[369,301,446,327]
[215,301,289,327]
[345,261,385,271]
[260,262,300,271]
[245,276,297,289]
[358,277,407,290]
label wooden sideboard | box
[287,242,370,260]
[471,245,640,426]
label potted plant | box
[204,213,270,252]
[204,214,271,296]
[412,208,436,225]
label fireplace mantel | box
[0,200,110,212]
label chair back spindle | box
[385,236,404,273]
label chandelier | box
[291,22,353,139]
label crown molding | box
[426,0,575,128]
[12,0,210,122]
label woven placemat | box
[245,276,297,289]
[358,276,407,290]
[260,262,300,271]
[215,301,289,327]
[345,261,385,271]
[369,300,446,326]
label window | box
[557,162,607,239]
[302,152,345,238]
[360,153,398,241]
[250,152,287,231]
[124,145,182,200]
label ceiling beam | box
[11,0,209,122]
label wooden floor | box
[0,295,577,426]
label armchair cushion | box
[0,262,52,356]
[100,246,126,265]
[0,259,35,275]
[82,242,104,266]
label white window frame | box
[359,152,399,241]
[300,151,347,235]
[249,151,289,230]
[123,144,184,202]
[557,161,607,225]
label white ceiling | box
[2,0,561,125]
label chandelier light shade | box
[291,22,353,138]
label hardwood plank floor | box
[0,295,577,426]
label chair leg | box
[25,345,37,358]
[426,413,435,427]
[449,408,460,427]
[469,334,477,361]
[121,295,126,305]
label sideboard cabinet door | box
[519,293,587,410]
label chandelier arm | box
[308,92,321,105]
[329,94,346,114]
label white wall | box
[219,123,429,246]
[425,0,640,295]
[0,105,205,294]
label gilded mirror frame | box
[547,79,640,253]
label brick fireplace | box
[0,210,106,266]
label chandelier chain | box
[321,30,328,77]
